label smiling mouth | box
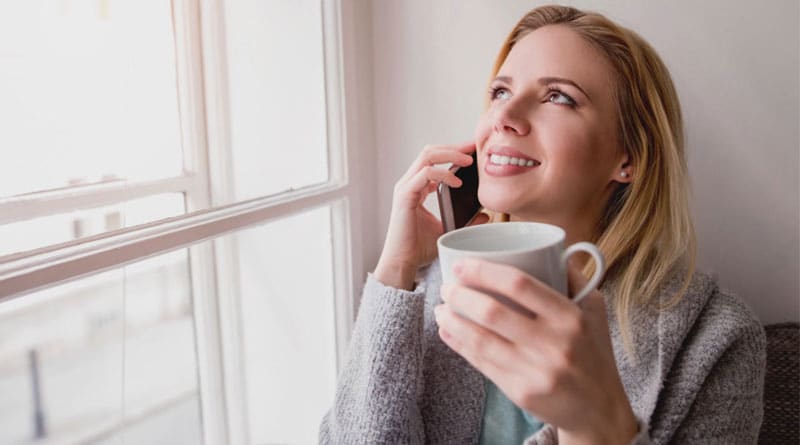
[487,153,541,167]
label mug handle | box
[559,242,606,304]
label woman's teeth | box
[489,154,539,167]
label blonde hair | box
[482,5,696,361]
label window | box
[0,0,188,254]
[0,1,184,200]
[0,250,202,444]
[0,1,367,443]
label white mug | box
[437,222,605,309]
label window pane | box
[221,205,336,443]
[0,193,185,257]
[0,1,183,198]
[116,250,202,445]
[222,0,329,201]
[0,249,201,444]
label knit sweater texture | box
[319,258,766,444]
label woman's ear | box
[612,156,634,184]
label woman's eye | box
[547,90,576,107]
[490,87,511,101]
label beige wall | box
[361,0,799,323]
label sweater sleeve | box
[319,272,429,445]
[632,302,766,444]
[667,322,767,444]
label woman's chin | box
[478,188,524,215]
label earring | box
[620,171,629,178]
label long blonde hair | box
[482,5,696,361]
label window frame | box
[0,0,370,443]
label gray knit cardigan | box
[319,259,766,444]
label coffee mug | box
[437,222,605,309]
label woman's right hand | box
[374,142,489,290]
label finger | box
[435,301,561,417]
[440,282,548,350]
[434,303,520,375]
[425,181,438,195]
[400,156,468,187]
[453,258,576,321]
[405,165,462,195]
[438,322,518,400]
[402,143,476,181]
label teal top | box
[479,377,544,444]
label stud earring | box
[620,171,629,178]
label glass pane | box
[222,0,329,201]
[117,250,202,445]
[0,249,201,444]
[0,269,124,444]
[223,205,337,443]
[0,193,185,257]
[0,1,183,198]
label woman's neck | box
[509,211,597,246]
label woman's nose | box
[492,100,531,136]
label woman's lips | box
[483,146,540,177]
[486,146,540,163]
[484,160,540,177]
[483,152,540,177]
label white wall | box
[363,0,799,323]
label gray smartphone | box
[436,151,482,233]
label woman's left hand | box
[435,258,639,444]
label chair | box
[758,322,799,444]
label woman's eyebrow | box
[538,76,591,101]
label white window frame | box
[0,0,374,443]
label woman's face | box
[475,25,631,231]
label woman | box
[320,5,766,444]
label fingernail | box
[439,327,459,348]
